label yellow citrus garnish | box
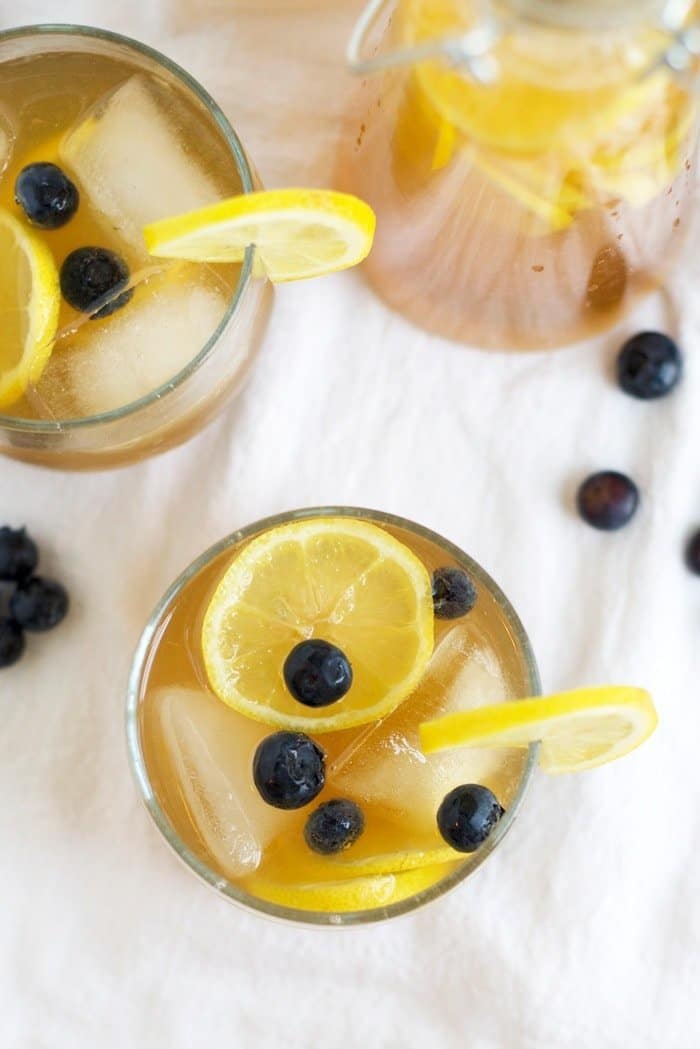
[0,209,60,409]
[144,189,376,282]
[331,845,458,877]
[251,862,455,913]
[420,686,658,774]
[202,517,434,733]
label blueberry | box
[0,526,38,582]
[283,639,353,708]
[15,162,79,230]
[617,332,682,400]
[577,471,639,531]
[253,731,325,809]
[60,247,133,319]
[0,619,25,669]
[432,567,477,619]
[10,577,69,632]
[304,799,365,855]
[685,529,700,575]
[437,784,504,853]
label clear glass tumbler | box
[0,25,271,470]
[126,507,541,927]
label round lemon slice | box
[143,189,376,282]
[0,209,60,409]
[419,686,658,774]
[202,517,434,734]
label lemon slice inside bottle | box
[404,0,672,154]
[202,518,434,733]
[396,1,690,226]
[144,189,376,282]
[420,686,658,774]
[0,209,60,409]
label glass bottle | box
[343,1,700,349]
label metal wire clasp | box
[347,0,502,84]
[348,0,700,89]
[663,22,700,76]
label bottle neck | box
[503,0,689,30]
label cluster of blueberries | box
[15,161,133,318]
[0,527,69,668]
[577,331,700,574]
[251,567,504,857]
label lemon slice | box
[331,845,458,878]
[396,0,688,227]
[143,189,376,282]
[252,862,454,913]
[202,517,434,733]
[405,0,672,155]
[252,873,396,912]
[0,209,60,409]
[420,687,657,774]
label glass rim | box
[125,506,542,928]
[0,23,256,434]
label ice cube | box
[60,76,224,253]
[329,625,526,839]
[32,267,227,417]
[156,687,286,878]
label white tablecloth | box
[2,2,699,1046]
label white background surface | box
[2,2,699,1046]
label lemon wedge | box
[419,687,658,774]
[251,862,454,913]
[143,189,376,282]
[0,209,60,409]
[202,517,434,733]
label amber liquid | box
[137,518,534,916]
[0,39,269,468]
[342,40,697,349]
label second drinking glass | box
[0,25,270,469]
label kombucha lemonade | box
[135,511,538,919]
[344,0,699,349]
[0,30,266,464]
